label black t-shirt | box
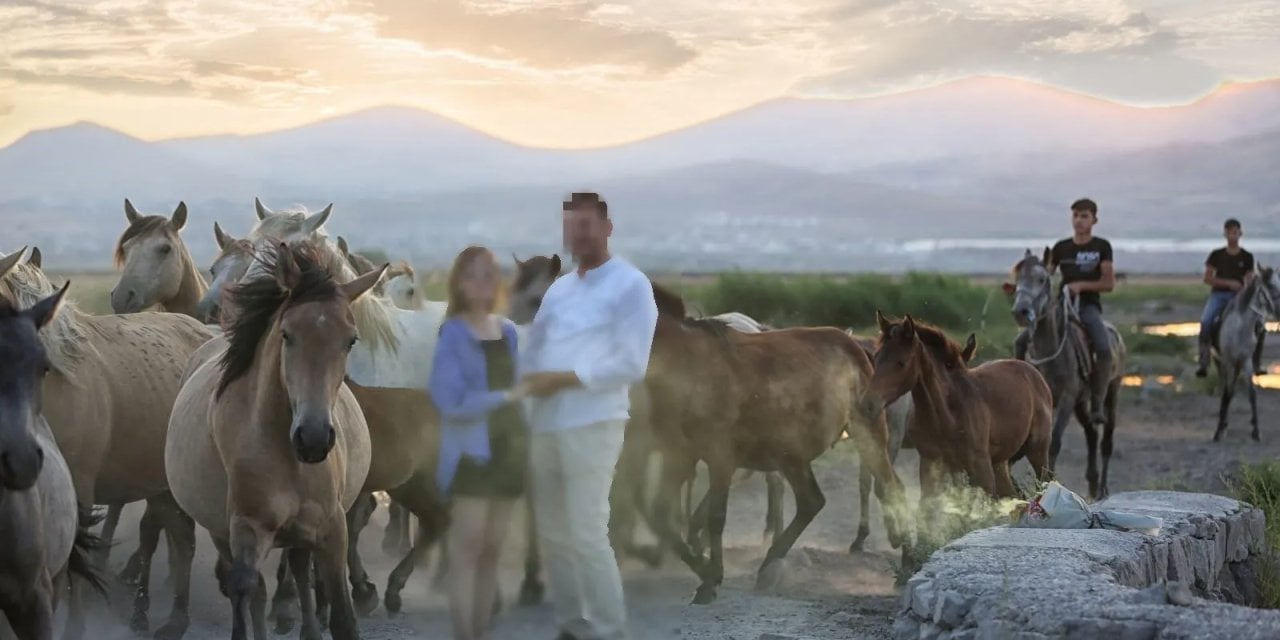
[1050,237,1113,309]
[1205,247,1254,292]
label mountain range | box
[2,76,1278,272]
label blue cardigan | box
[428,316,521,495]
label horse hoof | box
[754,558,786,593]
[518,579,544,606]
[385,591,403,615]
[130,610,149,635]
[271,612,296,636]
[353,583,380,617]
[153,617,189,640]
[690,584,717,605]
[848,539,866,554]
[1252,432,1261,443]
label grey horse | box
[1209,266,1280,442]
[1007,248,1127,499]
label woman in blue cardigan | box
[428,245,529,640]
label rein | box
[1026,285,1078,366]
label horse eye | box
[158,244,172,255]
[282,331,292,345]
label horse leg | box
[848,411,910,550]
[992,461,1016,499]
[6,572,54,640]
[97,502,123,566]
[1098,381,1120,499]
[1075,402,1100,499]
[227,517,272,640]
[344,492,379,617]
[849,458,873,554]
[317,517,360,640]
[385,474,449,614]
[267,552,297,634]
[382,501,411,557]
[691,460,733,605]
[519,495,545,606]
[757,460,825,595]
[430,530,449,592]
[763,471,785,547]
[287,548,323,640]
[1046,392,1076,473]
[1215,367,1235,442]
[686,483,710,556]
[641,451,705,576]
[126,496,169,634]
[153,501,197,640]
[1249,373,1259,442]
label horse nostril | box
[35,446,43,467]
[327,427,336,449]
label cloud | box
[0,68,194,97]
[0,101,12,117]
[361,0,697,74]
[792,0,1226,103]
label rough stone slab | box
[893,491,1280,640]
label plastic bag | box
[1008,481,1162,535]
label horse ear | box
[27,246,42,270]
[961,333,978,362]
[512,252,523,268]
[124,198,140,223]
[303,204,332,235]
[0,247,26,280]
[254,197,271,220]
[1042,246,1053,268]
[25,280,70,329]
[1001,282,1016,296]
[549,254,562,276]
[170,201,188,231]
[875,310,892,334]
[336,236,350,257]
[902,314,916,336]
[213,222,231,250]
[342,264,388,303]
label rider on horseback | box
[1195,218,1263,378]
[1047,198,1115,427]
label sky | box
[1,0,1278,148]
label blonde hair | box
[445,246,505,317]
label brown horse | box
[0,268,108,640]
[0,247,216,640]
[869,312,1052,500]
[165,241,379,640]
[639,284,910,604]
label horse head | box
[0,281,69,490]
[509,253,562,324]
[1008,247,1054,329]
[111,199,192,314]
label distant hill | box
[2,76,1278,271]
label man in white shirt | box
[520,192,658,640]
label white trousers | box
[530,420,629,640]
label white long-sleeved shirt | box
[521,256,658,433]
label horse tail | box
[68,503,110,596]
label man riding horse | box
[1195,217,1265,378]
[1015,198,1115,427]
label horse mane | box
[386,261,414,280]
[879,316,966,368]
[114,216,172,267]
[0,257,93,383]
[650,281,735,341]
[217,242,341,398]
[249,206,329,242]
[1227,275,1260,315]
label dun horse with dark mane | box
[869,312,1052,500]
[166,242,380,640]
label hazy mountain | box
[2,76,1278,271]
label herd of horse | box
[2,198,1278,640]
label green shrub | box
[1229,461,1280,609]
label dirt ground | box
[68,372,1277,640]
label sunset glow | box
[2,0,1278,147]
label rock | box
[932,590,971,629]
[892,491,1279,640]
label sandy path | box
[66,356,1280,640]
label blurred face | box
[1225,225,1242,244]
[563,206,611,261]
[459,253,500,314]
[1071,208,1096,235]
